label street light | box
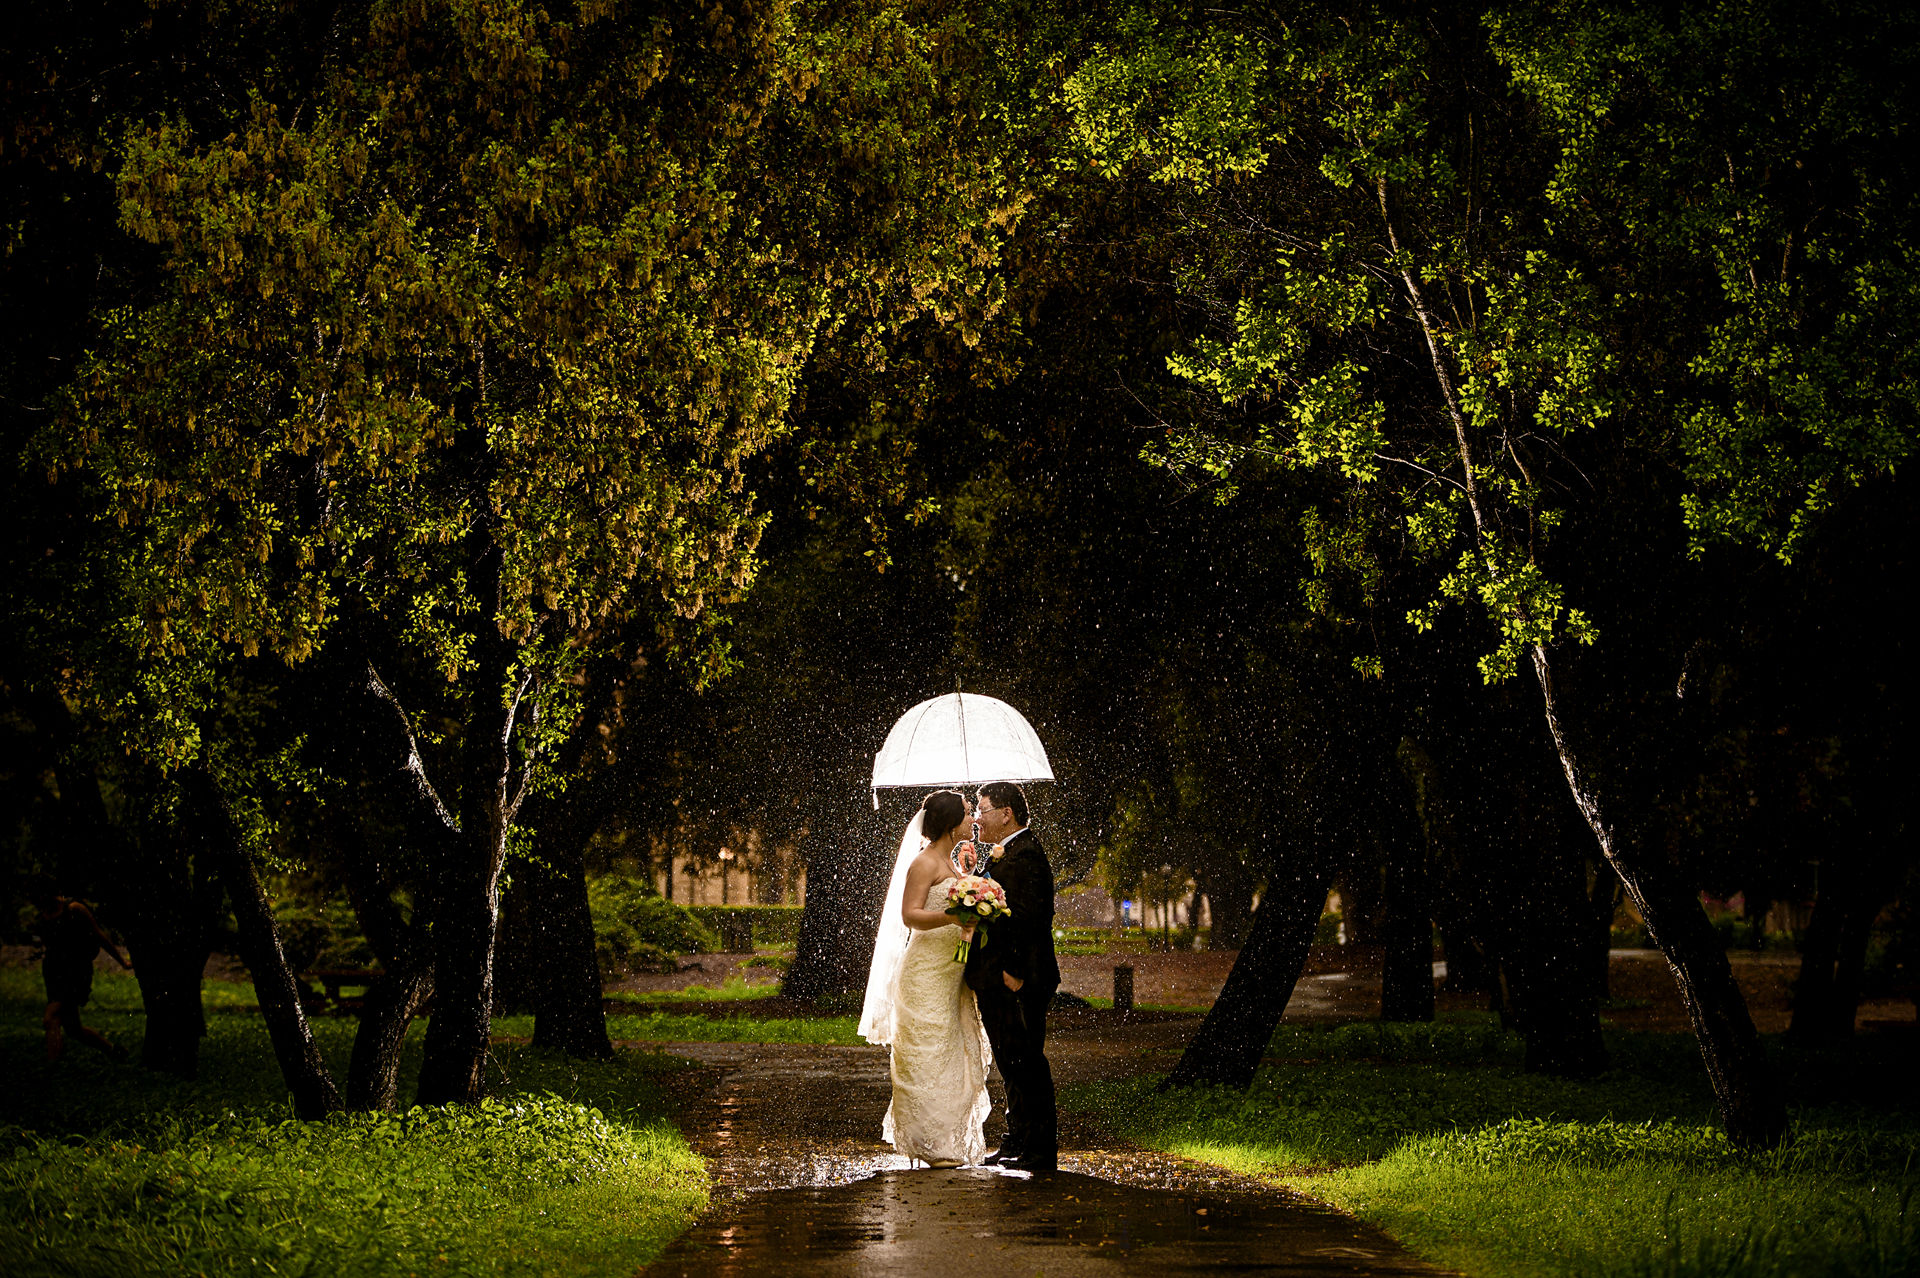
[718,847,735,905]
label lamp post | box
[718,847,734,905]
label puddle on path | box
[651,1167,1438,1277]
[634,1036,1449,1277]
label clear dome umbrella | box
[870,691,1054,808]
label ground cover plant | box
[1,969,707,1277]
[1066,1016,1918,1278]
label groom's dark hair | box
[978,781,1028,826]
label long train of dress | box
[882,877,993,1164]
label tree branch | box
[1377,176,1489,538]
[365,662,461,834]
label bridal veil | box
[858,808,925,1046]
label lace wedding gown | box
[881,877,993,1165]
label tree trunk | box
[348,958,433,1111]
[123,916,212,1076]
[1162,848,1329,1090]
[1790,859,1884,1043]
[1789,880,1844,1040]
[1500,903,1608,1076]
[339,848,437,1111]
[506,846,613,1059]
[415,640,525,1106]
[416,824,507,1106]
[1376,807,1435,1023]
[1586,862,1622,1003]
[1199,860,1256,951]
[784,800,897,1003]
[37,717,214,1076]
[192,773,342,1119]
[112,838,220,1077]
[1532,645,1785,1148]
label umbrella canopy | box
[870,692,1054,795]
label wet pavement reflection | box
[651,1167,1440,1277]
[637,1032,1446,1276]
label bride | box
[858,789,993,1167]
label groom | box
[964,781,1061,1172]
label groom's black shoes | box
[982,1146,1020,1167]
[1005,1152,1058,1173]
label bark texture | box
[1162,848,1329,1090]
[341,845,437,1111]
[348,958,435,1111]
[190,772,343,1119]
[1533,646,1785,1146]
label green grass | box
[1078,994,1211,1015]
[2,965,707,1277]
[1064,1014,1919,1278]
[597,1010,863,1045]
[606,972,782,1004]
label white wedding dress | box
[880,875,993,1164]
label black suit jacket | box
[964,828,1061,994]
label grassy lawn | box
[605,972,782,1004]
[2,967,707,1278]
[594,1009,863,1045]
[1065,1014,1919,1278]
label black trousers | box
[978,982,1056,1158]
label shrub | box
[588,875,718,976]
[269,896,377,973]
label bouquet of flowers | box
[943,874,1011,963]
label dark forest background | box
[3,0,1913,1147]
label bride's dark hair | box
[919,789,968,844]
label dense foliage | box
[1,0,1911,1153]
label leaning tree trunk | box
[340,849,437,1111]
[1380,182,1781,1145]
[190,772,342,1119]
[348,958,434,1110]
[1162,847,1329,1090]
[1532,647,1784,1146]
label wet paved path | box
[637,1013,1448,1276]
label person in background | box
[29,883,132,1062]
